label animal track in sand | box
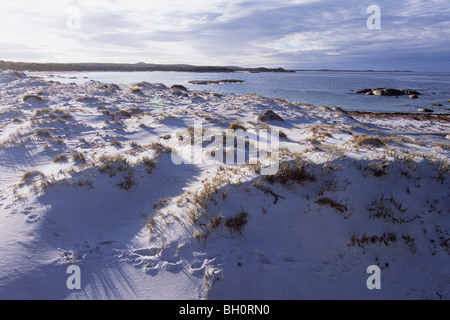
[278,252,298,263]
[189,258,219,278]
[128,246,186,275]
[26,214,39,223]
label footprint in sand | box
[125,247,162,268]
[162,261,184,273]
[189,261,206,277]
[144,260,162,276]
[278,252,298,263]
[133,248,161,257]
[26,214,39,223]
[189,258,218,277]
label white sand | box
[0,70,449,300]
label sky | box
[0,0,449,71]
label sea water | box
[35,70,450,114]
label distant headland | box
[0,60,294,73]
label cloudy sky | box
[0,0,449,71]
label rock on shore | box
[356,88,421,97]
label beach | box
[0,70,449,299]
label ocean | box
[35,70,450,114]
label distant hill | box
[0,60,294,73]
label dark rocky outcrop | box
[430,103,443,107]
[402,89,421,96]
[130,87,144,94]
[418,108,434,113]
[23,95,43,102]
[355,89,372,94]
[356,88,421,97]
[114,110,132,119]
[171,84,188,91]
[372,88,405,96]
[129,107,144,116]
[257,110,284,122]
[410,94,419,99]
[171,89,189,97]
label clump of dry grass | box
[53,153,68,163]
[36,129,52,138]
[353,135,409,148]
[97,154,130,177]
[316,197,348,213]
[354,135,385,148]
[118,171,135,191]
[367,160,389,177]
[20,170,44,185]
[367,194,416,224]
[264,159,315,185]
[184,171,233,223]
[149,142,172,155]
[224,208,249,235]
[32,108,51,119]
[228,121,246,131]
[349,231,417,253]
[72,152,87,164]
[111,140,123,148]
[139,156,156,173]
[153,197,172,209]
[349,231,398,248]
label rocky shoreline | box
[347,110,450,122]
[188,79,245,85]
